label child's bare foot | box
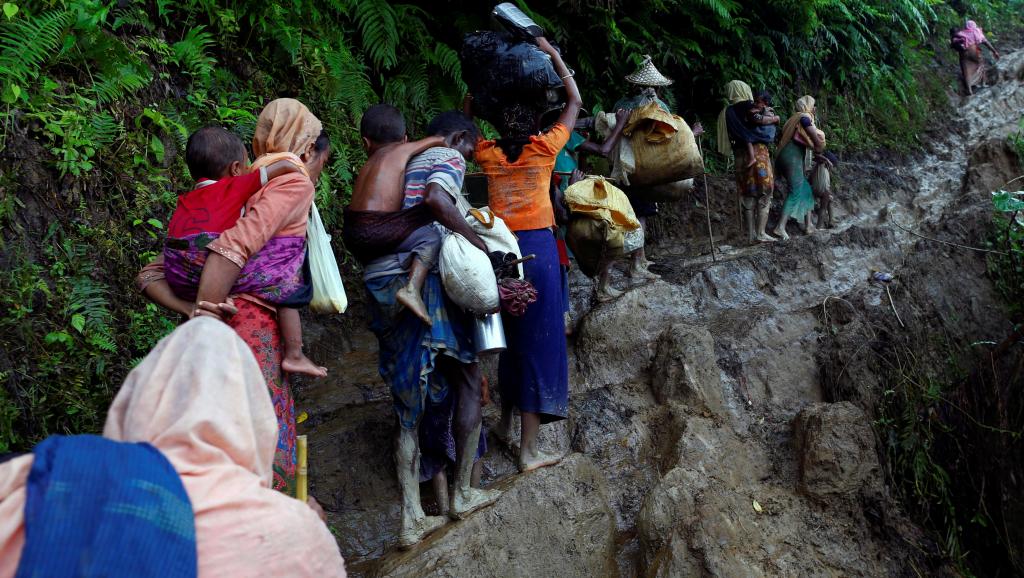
[396,283,432,326]
[283,354,328,378]
[747,157,757,168]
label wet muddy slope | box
[298,50,1024,577]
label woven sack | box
[566,217,624,278]
[624,102,703,186]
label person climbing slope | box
[471,33,582,472]
[344,104,462,326]
[951,20,1001,96]
[139,98,331,496]
[356,110,500,548]
[773,95,826,239]
[145,125,327,378]
[719,79,778,244]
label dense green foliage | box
[0,0,1020,459]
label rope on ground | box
[890,218,1010,256]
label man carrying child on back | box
[343,105,500,548]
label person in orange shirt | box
[468,34,582,472]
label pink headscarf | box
[0,318,346,577]
[962,20,986,46]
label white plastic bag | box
[439,231,499,314]
[307,202,348,314]
[466,207,523,278]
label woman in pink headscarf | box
[0,317,346,577]
[950,20,1001,96]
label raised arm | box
[536,37,582,130]
[578,109,631,158]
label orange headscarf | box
[0,318,346,577]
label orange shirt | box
[475,122,570,232]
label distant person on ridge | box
[950,20,1000,96]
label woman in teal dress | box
[773,95,826,239]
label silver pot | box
[473,312,506,355]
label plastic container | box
[473,312,507,354]
[492,3,543,38]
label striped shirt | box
[402,147,467,209]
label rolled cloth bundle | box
[498,277,537,317]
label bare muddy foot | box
[518,448,563,473]
[597,285,623,303]
[283,354,328,378]
[398,515,447,549]
[396,283,432,326]
[449,487,502,520]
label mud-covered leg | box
[446,359,501,519]
[396,419,445,548]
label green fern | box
[353,0,398,69]
[172,25,216,81]
[0,9,73,86]
[91,66,151,104]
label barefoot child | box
[159,126,327,377]
[343,104,452,325]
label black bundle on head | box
[360,103,406,144]
[185,126,247,181]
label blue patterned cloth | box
[16,435,196,578]
[366,272,477,428]
[499,229,569,423]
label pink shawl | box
[962,20,986,47]
[0,318,346,577]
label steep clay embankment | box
[299,50,1024,577]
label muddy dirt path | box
[299,50,1024,577]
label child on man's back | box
[344,104,453,326]
[161,126,327,377]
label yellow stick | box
[296,435,308,502]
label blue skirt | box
[499,229,569,423]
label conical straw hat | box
[625,55,673,87]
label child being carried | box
[161,127,327,377]
[343,104,458,326]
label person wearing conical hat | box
[603,56,703,296]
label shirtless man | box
[345,104,453,324]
